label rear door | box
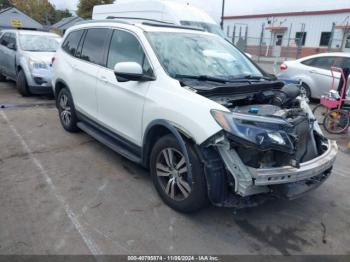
[70,28,111,120]
[339,57,350,98]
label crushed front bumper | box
[250,140,338,186]
[218,140,338,200]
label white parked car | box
[52,20,337,212]
[278,52,350,99]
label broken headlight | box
[211,110,294,153]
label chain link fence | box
[226,22,349,62]
[235,36,303,60]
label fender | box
[292,74,315,96]
[142,120,192,174]
[54,78,71,99]
[143,120,227,206]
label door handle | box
[309,70,316,73]
[100,76,108,83]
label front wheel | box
[17,70,31,97]
[150,134,208,213]
[323,109,349,134]
[312,104,329,125]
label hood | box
[180,79,285,97]
[24,51,56,65]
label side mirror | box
[7,42,16,51]
[114,62,155,82]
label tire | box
[17,70,31,97]
[0,73,6,82]
[57,88,79,132]
[312,104,329,125]
[150,134,208,213]
[323,109,349,134]
[301,83,311,100]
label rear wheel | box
[323,109,349,134]
[17,70,31,97]
[312,104,329,125]
[150,134,208,213]
[57,88,79,132]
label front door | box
[97,29,154,146]
[342,33,350,52]
[272,33,283,57]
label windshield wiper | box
[240,74,274,81]
[175,74,253,84]
[175,74,227,83]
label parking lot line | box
[0,110,103,258]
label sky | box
[49,0,350,22]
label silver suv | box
[0,30,61,96]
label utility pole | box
[220,0,225,29]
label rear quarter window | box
[62,30,84,56]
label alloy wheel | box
[156,148,192,201]
[59,94,72,126]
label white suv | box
[52,20,338,212]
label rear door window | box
[80,28,109,66]
[62,30,84,56]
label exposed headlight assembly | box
[211,110,294,153]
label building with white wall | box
[223,8,350,58]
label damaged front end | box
[198,83,338,208]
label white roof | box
[93,0,216,24]
[67,20,213,36]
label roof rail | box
[106,16,174,25]
[73,18,204,32]
[141,22,204,31]
[76,19,132,26]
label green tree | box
[0,0,12,9]
[77,0,114,19]
[10,0,72,25]
[11,0,59,24]
[54,9,72,23]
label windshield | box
[180,21,227,38]
[147,32,262,80]
[19,34,61,52]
